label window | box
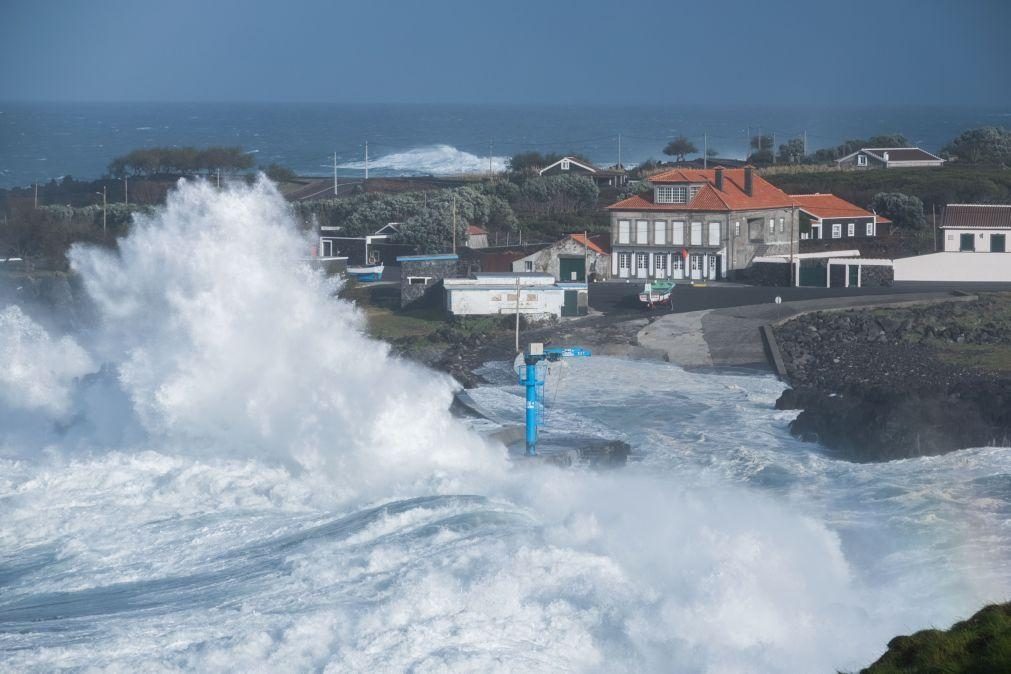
[561,159,570,170]
[991,234,1007,253]
[618,220,630,244]
[636,252,648,269]
[689,185,701,200]
[832,224,842,239]
[654,221,666,245]
[636,220,648,244]
[690,255,702,272]
[654,255,667,271]
[708,222,720,246]
[779,218,785,233]
[407,277,430,285]
[960,233,974,251]
[656,185,688,204]
[320,238,336,257]
[857,154,868,167]
[847,223,855,237]
[671,221,685,245]
[618,252,631,270]
[672,255,684,271]
[734,221,740,236]
[866,222,874,236]
[524,261,533,271]
[768,219,774,233]
[690,222,703,246]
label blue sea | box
[1,102,1009,189]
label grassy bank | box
[860,603,1011,673]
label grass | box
[859,603,1011,673]
[933,343,1011,373]
[338,282,445,340]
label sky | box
[1,0,1009,106]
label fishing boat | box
[346,264,384,282]
[638,280,675,310]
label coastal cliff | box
[774,295,1011,461]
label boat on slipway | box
[638,280,676,310]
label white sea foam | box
[0,178,1007,673]
[338,144,508,175]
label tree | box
[942,127,1011,165]
[263,164,297,183]
[777,138,806,164]
[663,136,698,163]
[747,149,774,166]
[871,192,926,230]
[706,147,719,159]
[867,134,909,148]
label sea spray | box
[1,178,1005,672]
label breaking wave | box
[0,178,1007,672]
[338,144,508,175]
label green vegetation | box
[263,163,297,183]
[663,136,699,163]
[107,146,254,177]
[870,192,927,229]
[764,166,1011,211]
[295,173,603,253]
[859,603,1011,673]
[942,127,1011,165]
[507,151,594,174]
[810,134,910,163]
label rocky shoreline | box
[773,294,1011,461]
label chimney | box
[744,166,753,196]
[714,167,724,191]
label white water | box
[338,144,509,176]
[1,179,1009,673]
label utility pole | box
[216,168,221,188]
[583,229,588,281]
[96,186,107,235]
[514,278,521,353]
[704,132,708,169]
[933,204,938,252]
[452,195,457,254]
[803,130,808,157]
[488,139,493,178]
[333,152,338,195]
[124,176,128,206]
[617,134,622,169]
[364,141,369,182]
[34,183,38,208]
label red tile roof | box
[569,232,606,254]
[608,168,795,212]
[790,193,883,221]
[466,225,488,235]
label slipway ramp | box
[893,252,1011,282]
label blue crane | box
[518,343,591,456]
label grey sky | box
[2,0,1009,105]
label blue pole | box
[525,361,538,455]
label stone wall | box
[732,261,790,286]
[862,265,894,286]
[400,258,461,308]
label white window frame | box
[690,255,702,271]
[407,276,431,285]
[779,218,785,233]
[832,223,842,239]
[635,252,648,269]
[654,220,666,245]
[671,221,685,245]
[618,252,631,270]
[768,219,774,233]
[847,222,855,237]
[618,220,630,244]
[636,220,649,244]
[524,261,533,271]
[708,222,720,247]
[734,221,740,237]
[866,222,874,236]
[656,185,688,204]
[672,255,684,271]
[689,185,701,200]
[857,154,868,167]
[561,159,570,170]
[654,254,667,272]
[690,222,703,246]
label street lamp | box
[95,186,107,235]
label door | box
[848,265,859,287]
[562,290,578,317]
[671,254,684,280]
[707,254,718,280]
[690,254,703,280]
[991,234,1006,253]
[559,257,584,282]
[636,252,649,278]
[618,252,631,278]
[960,233,975,251]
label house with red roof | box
[607,166,798,280]
[465,224,489,249]
[791,193,891,242]
[510,232,611,282]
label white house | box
[836,147,945,169]
[893,204,1011,282]
[443,273,587,318]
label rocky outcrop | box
[773,296,1011,461]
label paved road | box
[588,280,1011,316]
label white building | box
[443,273,587,318]
[893,205,1011,282]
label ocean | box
[1,101,1009,189]
[1,179,1008,672]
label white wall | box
[894,252,1011,282]
[446,287,565,316]
[942,228,1010,253]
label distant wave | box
[338,144,508,176]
